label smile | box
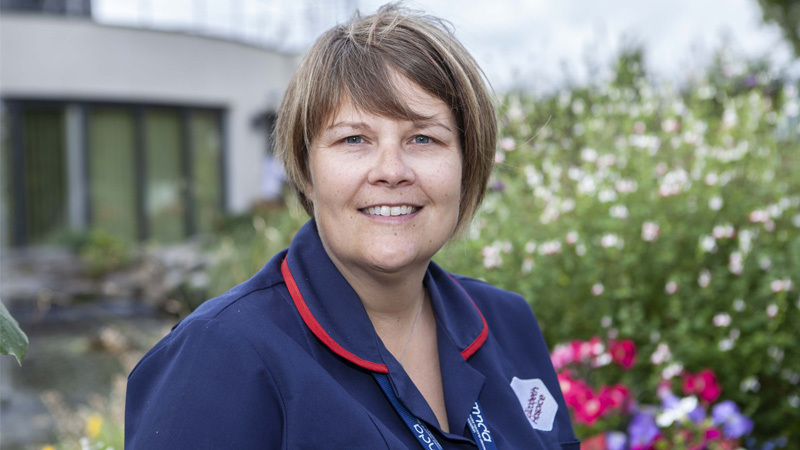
[361,205,420,217]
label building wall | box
[0,13,299,214]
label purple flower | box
[687,403,706,424]
[712,401,738,423]
[490,180,505,191]
[628,412,659,448]
[606,431,627,450]
[712,400,754,439]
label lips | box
[360,205,420,217]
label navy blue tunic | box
[125,220,579,449]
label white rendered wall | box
[0,13,299,213]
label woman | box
[126,5,579,449]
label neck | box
[327,255,429,340]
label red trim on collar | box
[281,257,389,374]
[449,274,490,360]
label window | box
[2,100,225,247]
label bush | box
[78,230,133,278]
[435,51,800,444]
[206,199,309,299]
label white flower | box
[521,258,534,274]
[593,353,612,367]
[704,173,719,186]
[597,154,616,169]
[713,313,731,327]
[565,231,579,245]
[709,196,724,211]
[749,209,770,223]
[661,118,679,133]
[591,283,605,296]
[481,246,502,269]
[665,281,679,295]
[598,189,618,203]
[524,241,537,254]
[499,137,516,151]
[642,222,661,242]
[657,396,698,427]
[540,240,562,255]
[601,233,622,248]
[760,257,772,271]
[610,205,629,219]
[662,363,684,379]
[719,338,734,351]
[712,224,735,239]
[769,346,785,363]
[572,98,585,115]
[767,303,779,318]
[738,229,754,254]
[650,343,672,365]
[698,269,712,288]
[580,147,597,163]
[733,298,746,311]
[700,235,717,253]
[524,165,543,187]
[741,376,760,392]
[771,279,787,293]
[601,316,612,328]
[615,179,638,194]
[494,151,505,164]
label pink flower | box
[574,392,605,425]
[682,369,722,403]
[609,339,637,369]
[558,371,592,408]
[599,384,632,413]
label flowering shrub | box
[435,49,800,444]
[553,336,756,449]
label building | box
[0,1,302,247]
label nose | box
[367,143,415,187]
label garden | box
[2,47,798,449]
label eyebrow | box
[325,119,453,133]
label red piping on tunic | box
[281,257,488,372]
[281,258,389,373]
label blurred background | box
[1,0,798,448]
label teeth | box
[363,205,418,217]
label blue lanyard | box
[372,373,497,450]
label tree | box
[757,0,800,57]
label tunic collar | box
[282,220,489,374]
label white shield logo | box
[510,377,558,431]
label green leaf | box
[0,298,28,365]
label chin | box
[364,246,431,274]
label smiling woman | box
[125,4,579,449]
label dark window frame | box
[2,97,228,247]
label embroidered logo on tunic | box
[510,377,558,431]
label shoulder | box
[132,250,295,373]
[448,273,550,350]
[449,273,534,318]
[175,250,289,333]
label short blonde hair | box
[274,4,497,235]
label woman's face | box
[308,76,462,279]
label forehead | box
[325,74,455,128]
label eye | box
[344,135,364,144]
[413,135,432,144]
